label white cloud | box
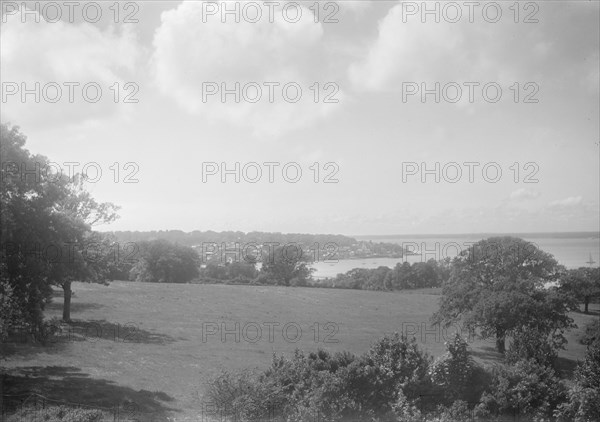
[0,6,141,128]
[151,1,341,138]
[549,196,583,208]
[348,4,476,92]
[340,2,372,14]
[510,188,541,201]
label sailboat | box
[585,252,596,266]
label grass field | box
[2,281,597,421]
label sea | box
[311,232,600,279]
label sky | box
[1,0,599,236]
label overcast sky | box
[1,1,598,235]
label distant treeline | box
[312,260,450,290]
[120,238,449,290]
[107,230,357,247]
[198,259,450,291]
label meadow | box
[2,281,597,421]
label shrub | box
[392,390,423,422]
[342,333,433,417]
[204,369,282,420]
[579,319,600,346]
[506,327,559,368]
[477,359,567,420]
[0,279,25,342]
[556,340,600,421]
[429,334,489,405]
[205,337,433,422]
[6,405,111,422]
[431,400,472,422]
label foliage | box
[1,123,120,326]
[430,400,472,422]
[392,390,424,422]
[260,245,313,286]
[429,334,489,405]
[348,333,433,413]
[579,319,600,346]
[318,259,448,291]
[200,261,257,282]
[432,236,574,353]
[506,327,560,368]
[559,267,600,313]
[129,239,200,283]
[555,339,600,421]
[6,405,112,422]
[206,333,434,421]
[0,276,25,342]
[476,359,567,420]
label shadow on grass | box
[67,319,179,345]
[46,301,106,313]
[1,366,177,421]
[554,356,579,379]
[471,345,504,364]
[1,319,178,358]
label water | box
[311,233,600,279]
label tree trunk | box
[495,327,506,354]
[584,296,589,314]
[62,281,72,322]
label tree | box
[260,245,313,286]
[129,239,199,283]
[430,334,488,405]
[1,123,119,324]
[48,175,119,321]
[477,359,567,419]
[560,267,600,313]
[432,237,575,354]
[556,339,600,421]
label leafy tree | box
[476,359,567,420]
[556,339,600,421]
[560,267,600,313]
[579,319,600,346]
[1,123,119,325]
[260,245,313,286]
[430,334,489,405]
[129,239,199,283]
[432,237,574,353]
[343,333,433,415]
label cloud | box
[549,196,583,208]
[0,6,141,128]
[348,4,480,92]
[347,1,600,98]
[151,1,341,138]
[510,188,541,201]
[340,2,372,14]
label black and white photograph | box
[1,1,599,421]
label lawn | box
[1,281,597,421]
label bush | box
[205,336,433,421]
[392,390,423,422]
[477,359,567,420]
[205,349,360,421]
[556,340,600,421]
[429,334,489,406]
[0,279,26,342]
[6,405,111,422]
[341,333,433,417]
[579,319,600,346]
[506,327,559,368]
[204,369,282,420]
[431,400,472,422]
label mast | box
[586,252,596,267]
